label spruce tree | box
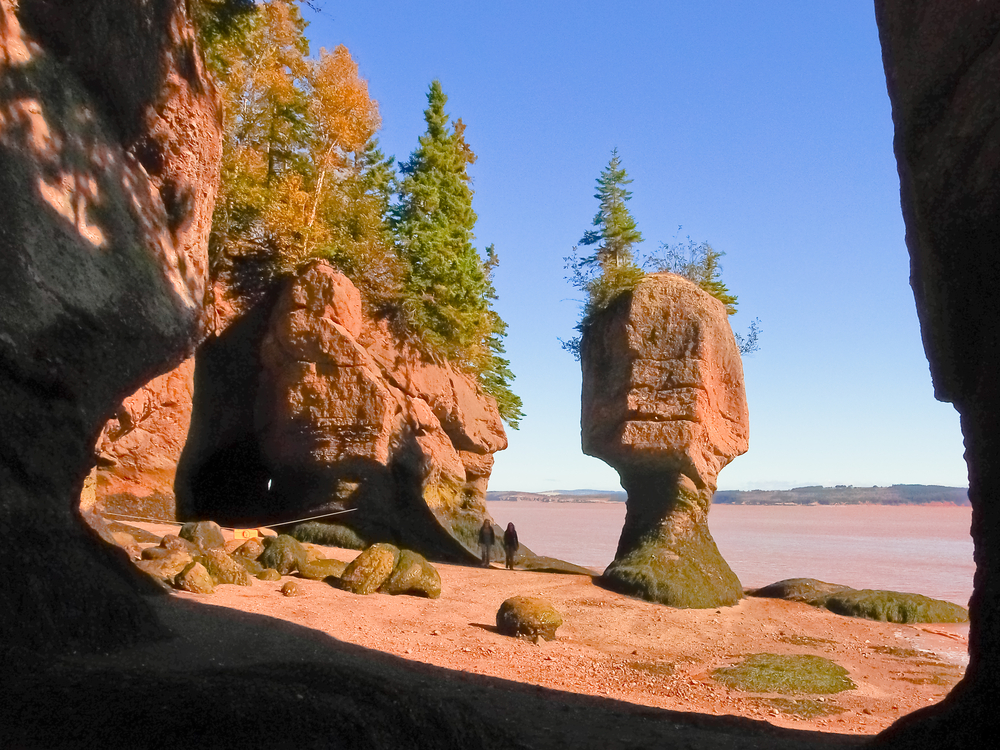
[563,149,645,356]
[394,81,522,427]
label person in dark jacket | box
[478,518,495,567]
[503,522,519,570]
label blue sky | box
[302,1,968,491]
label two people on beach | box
[478,519,518,570]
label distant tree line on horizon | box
[193,0,522,427]
[487,485,969,506]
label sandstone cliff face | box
[582,273,748,608]
[875,2,1000,745]
[95,357,195,520]
[0,0,219,650]
[178,262,507,562]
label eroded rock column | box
[581,273,749,607]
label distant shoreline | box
[487,484,971,507]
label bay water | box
[485,501,974,606]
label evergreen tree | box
[563,150,645,356]
[394,81,522,427]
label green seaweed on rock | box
[712,654,855,694]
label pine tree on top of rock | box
[563,149,646,355]
[393,81,522,428]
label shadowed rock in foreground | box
[0,0,220,651]
[581,273,749,608]
[875,0,1000,745]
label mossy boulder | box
[179,521,225,551]
[601,522,743,608]
[289,522,366,550]
[174,562,215,594]
[380,550,442,599]
[750,578,969,623]
[198,549,251,587]
[257,568,281,581]
[258,535,308,575]
[496,596,563,642]
[336,543,400,595]
[712,653,855,694]
[233,538,265,561]
[236,557,264,576]
[298,559,348,581]
[824,589,968,623]
[136,550,193,583]
[281,581,305,597]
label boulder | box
[95,358,195,521]
[281,580,305,597]
[290,522,367,551]
[875,2,1000,744]
[179,521,225,551]
[298,559,348,581]
[257,568,281,582]
[178,262,507,563]
[160,534,198,554]
[136,549,193,584]
[380,550,442,599]
[233,538,265,562]
[496,597,563,642]
[0,0,220,651]
[258,535,307,576]
[581,273,748,608]
[174,562,215,595]
[336,543,400,595]
[198,549,252,587]
[751,578,968,623]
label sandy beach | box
[127,522,968,739]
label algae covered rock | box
[496,597,563,642]
[198,549,251,587]
[581,274,749,608]
[281,581,305,597]
[298,559,348,581]
[336,543,399,595]
[750,578,969,623]
[179,521,225,551]
[174,562,215,594]
[712,653,855,694]
[380,550,442,599]
[257,568,281,581]
[258,535,307,575]
[823,589,968,623]
[290,522,366,551]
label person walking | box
[503,522,519,570]
[478,518,495,567]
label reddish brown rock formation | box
[0,0,219,651]
[875,2,1000,746]
[95,357,194,520]
[581,272,749,607]
[179,261,507,562]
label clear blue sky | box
[302,1,968,491]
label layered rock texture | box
[581,273,749,607]
[0,0,220,650]
[178,261,507,562]
[875,2,1000,745]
